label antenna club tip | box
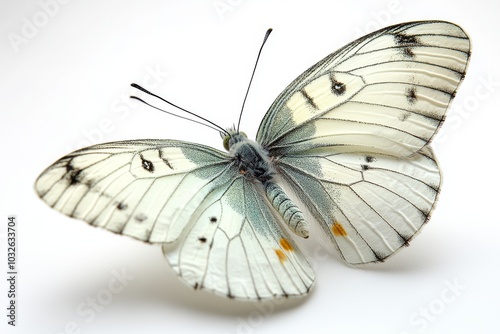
[262,28,272,44]
[130,83,151,94]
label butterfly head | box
[222,128,248,151]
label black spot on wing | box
[68,168,84,185]
[365,156,375,163]
[394,33,419,45]
[406,86,418,104]
[159,150,174,169]
[140,153,155,173]
[402,47,414,58]
[329,74,346,96]
[198,236,207,243]
[63,157,82,184]
[373,251,387,262]
[399,234,411,247]
[65,159,74,172]
[300,89,318,110]
[209,216,218,223]
[116,202,128,211]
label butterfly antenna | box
[236,28,273,133]
[130,83,229,135]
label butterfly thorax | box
[228,134,275,184]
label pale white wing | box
[163,176,314,299]
[36,140,314,298]
[257,21,469,264]
[257,21,471,157]
[35,140,233,243]
[278,146,440,264]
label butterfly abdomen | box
[265,182,309,238]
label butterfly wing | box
[163,175,314,299]
[35,139,313,298]
[36,140,230,243]
[257,21,470,264]
[278,146,440,264]
[257,21,470,156]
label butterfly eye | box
[223,134,231,151]
[223,132,247,151]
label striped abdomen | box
[265,182,309,238]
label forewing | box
[257,21,470,156]
[278,146,441,264]
[163,176,314,299]
[35,140,232,243]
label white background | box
[1,1,498,333]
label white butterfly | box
[36,21,471,300]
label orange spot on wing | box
[332,221,347,237]
[275,249,286,263]
[279,238,294,251]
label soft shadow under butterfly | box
[36,21,471,300]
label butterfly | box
[35,21,471,300]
